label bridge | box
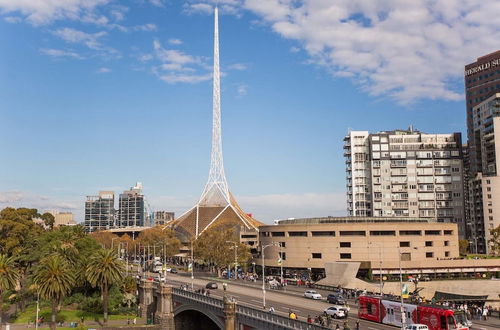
[138,280,326,330]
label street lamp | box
[261,242,278,309]
[190,240,194,290]
[226,241,238,280]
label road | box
[158,272,498,330]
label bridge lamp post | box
[190,240,194,290]
[226,241,238,280]
[261,242,278,310]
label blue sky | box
[1,0,499,223]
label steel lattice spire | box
[199,7,230,206]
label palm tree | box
[33,255,74,330]
[86,249,125,325]
[0,254,19,324]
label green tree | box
[0,207,44,257]
[136,226,181,258]
[33,255,74,330]
[86,249,125,325]
[489,225,500,256]
[0,254,19,324]
[459,239,469,256]
[193,224,251,277]
[40,212,55,229]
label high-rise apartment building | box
[344,128,466,237]
[467,93,500,253]
[84,191,115,232]
[118,182,146,227]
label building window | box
[370,230,396,236]
[444,241,449,246]
[271,232,285,237]
[340,242,351,248]
[401,253,411,261]
[312,253,322,259]
[340,231,366,236]
[279,242,286,248]
[400,241,410,247]
[340,253,352,259]
[425,230,441,235]
[444,230,453,235]
[311,231,335,236]
[426,252,434,258]
[399,230,422,236]
[445,251,450,257]
[425,241,433,247]
[288,231,308,237]
[279,252,286,260]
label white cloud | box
[238,192,346,224]
[40,48,84,59]
[238,0,500,103]
[289,46,300,53]
[3,16,21,23]
[151,39,212,84]
[228,63,247,70]
[183,3,213,15]
[147,0,164,7]
[0,0,111,25]
[168,38,183,45]
[0,190,79,211]
[134,23,157,31]
[237,84,247,96]
[97,67,111,73]
[52,27,106,49]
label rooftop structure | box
[169,7,263,242]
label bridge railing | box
[236,304,327,330]
[171,287,224,308]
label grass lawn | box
[13,305,138,324]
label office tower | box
[84,191,115,232]
[344,128,466,237]
[118,182,146,227]
[465,50,500,176]
[154,211,175,226]
[467,93,500,253]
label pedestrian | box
[133,317,137,325]
[482,307,488,320]
[223,282,227,291]
[127,318,130,325]
[80,316,84,324]
[207,289,211,296]
[269,306,275,314]
[307,315,312,323]
[335,324,340,330]
[355,320,360,330]
[343,320,351,330]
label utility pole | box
[279,242,284,286]
[226,241,238,280]
[399,248,407,330]
[190,240,194,290]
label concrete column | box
[139,280,154,319]
[223,295,237,330]
[155,284,175,329]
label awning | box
[433,291,488,302]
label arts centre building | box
[257,216,499,281]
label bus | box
[358,295,469,330]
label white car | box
[323,306,346,319]
[304,290,322,300]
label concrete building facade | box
[344,129,466,237]
[84,191,115,232]
[154,211,175,226]
[467,93,500,253]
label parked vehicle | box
[358,295,469,330]
[327,294,346,305]
[206,282,218,289]
[323,306,346,319]
[303,290,322,300]
[170,268,178,274]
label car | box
[170,268,178,274]
[304,290,322,300]
[166,267,172,272]
[327,294,346,305]
[405,325,429,330]
[206,282,218,289]
[323,306,346,319]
